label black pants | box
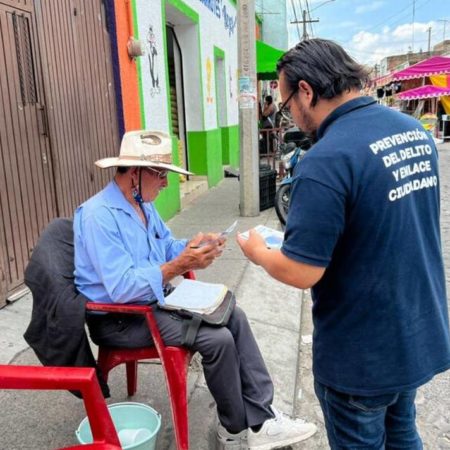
[87,305,274,432]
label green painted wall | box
[221,125,239,168]
[221,127,230,165]
[188,129,224,187]
[154,138,181,220]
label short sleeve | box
[281,177,346,267]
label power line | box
[352,0,432,36]
[290,0,302,41]
[290,3,319,39]
[305,0,314,37]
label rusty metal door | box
[0,0,57,305]
[35,0,120,217]
[0,0,119,306]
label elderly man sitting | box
[74,130,316,449]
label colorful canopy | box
[377,56,450,85]
[395,84,450,100]
[256,40,285,80]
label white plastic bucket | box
[76,402,161,450]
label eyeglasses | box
[279,88,298,112]
[143,167,168,179]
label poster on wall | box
[238,76,256,109]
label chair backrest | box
[25,217,76,289]
[23,218,108,397]
[0,365,120,449]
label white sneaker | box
[247,406,317,450]
[216,423,248,450]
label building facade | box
[118,0,240,219]
[0,0,240,304]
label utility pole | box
[237,0,259,216]
[411,0,416,53]
[438,19,449,51]
[291,10,319,40]
[427,26,432,55]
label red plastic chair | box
[86,271,196,450]
[0,364,121,450]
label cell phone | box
[219,220,238,238]
[190,221,238,248]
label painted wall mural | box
[135,0,169,132]
[135,0,238,132]
[146,24,161,97]
[206,57,214,104]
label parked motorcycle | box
[275,127,312,226]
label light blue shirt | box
[74,181,187,304]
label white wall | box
[135,0,238,133]
[136,0,170,132]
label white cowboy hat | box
[95,130,193,176]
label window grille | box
[12,12,37,106]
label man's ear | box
[298,80,314,105]
[130,167,140,185]
[298,80,313,96]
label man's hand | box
[161,233,224,283]
[237,229,326,289]
[236,229,267,265]
[184,233,224,267]
[195,232,226,250]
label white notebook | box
[160,279,228,314]
[239,225,284,249]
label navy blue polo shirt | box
[282,96,450,395]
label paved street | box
[295,141,450,450]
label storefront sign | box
[199,0,237,36]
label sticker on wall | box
[206,57,214,104]
[147,25,161,97]
[238,76,256,109]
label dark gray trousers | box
[87,305,274,432]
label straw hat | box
[95,130,193,176]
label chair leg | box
[163,349,190,450]
[125,361,138,396]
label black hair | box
[117,166,130,174]
[277,38,370,106]
[265,95,273,104]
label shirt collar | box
[317,96,377,140]
[103,181,149,230]
[104,180,141,215]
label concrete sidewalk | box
[0,177,323,450]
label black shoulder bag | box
[159,290,236,348]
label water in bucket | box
[76,402,161,450]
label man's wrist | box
[161,259,185,283]
[251,244,268,267]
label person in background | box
[238,38,450,449]
[74,130,317,450]
[275,102,292,128]
[261,95,277,128]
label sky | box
[286,0,450,68]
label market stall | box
[395,84,450,137]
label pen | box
[190,239,220,249]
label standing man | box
[238,39,450,449]
[74,130,317,449]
